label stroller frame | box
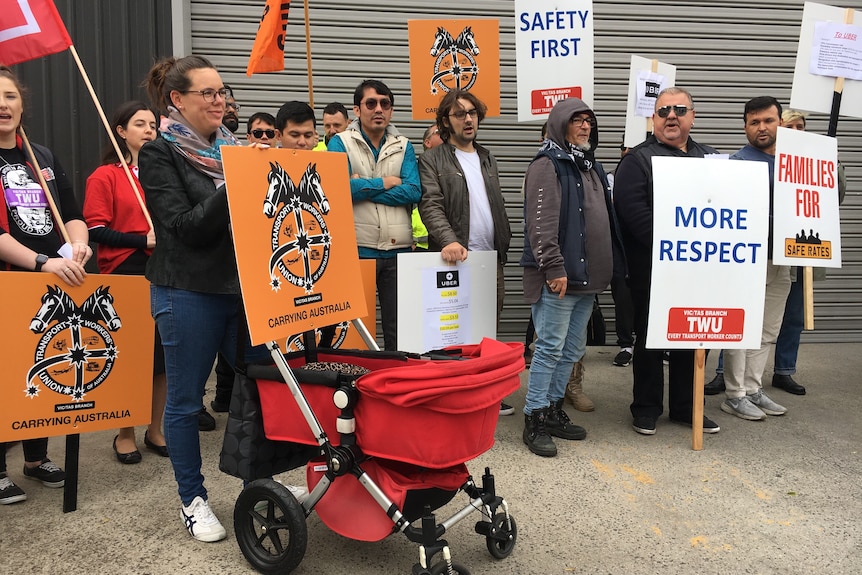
[232,338,518,575]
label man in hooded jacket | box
[520,97,625,457]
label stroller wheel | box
[485,513,518,559]
[234,479,307,575]
[429,561,471,575]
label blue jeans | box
[774,268,803,375]
[151,285,269,506]
[524,287,594,414]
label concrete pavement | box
[3,343,860,574]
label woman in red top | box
[84,101,168,463]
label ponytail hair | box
[142,55,215,115]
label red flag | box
[246,0,291,76]
[0,0,72,65]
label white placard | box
[514,0,594,122]
[635,70,668,117]
[810,21,862,80]
[624,55,676,149]
[396,251,497,354]
[648,157,770,349]
[790,2,862,118]
[772,127,842,267]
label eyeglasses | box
[570,116,595,128]
[252,129,275,139]
[183,88,228,103]
[226,101,241,111]
[656,105,692,118]
[449,109,479,120]
[361,98,392,111]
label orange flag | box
[0,0,72,65]
[246,0,291,76]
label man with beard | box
[418,90,514,416]
[221,84,240,133]
[519,97,624,456]
[614,87,721,436]
[720,96,790,421]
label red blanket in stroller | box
[258,338,523,468]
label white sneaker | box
[274,479,309,504]
[181,496,227,542]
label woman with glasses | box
[139,56,274,542]
[83,100,169,465]
[0,65,92,504]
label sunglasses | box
[361,98,392,111]
[251,129,275,139]
[656,105,692,118]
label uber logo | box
[436,270,460,289]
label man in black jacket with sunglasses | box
[614,87,721,437]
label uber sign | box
[436,270,460,289]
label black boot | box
[523,407,557,457]
[704,372,725,395]
[546,399,587,440]
[772,374,806,395]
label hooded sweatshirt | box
[520,98,622,303]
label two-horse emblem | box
[26,285,121,401]
[428,26,480,95]
[263,162,332,294]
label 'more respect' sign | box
[772,126,842,267]
[648,157,770,349]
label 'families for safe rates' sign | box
[647,157,770,349]
[514,0,594,121]
[772,126,842,267]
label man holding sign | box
[721,97,792,421]
[614,87,721,436]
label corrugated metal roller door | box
[189,0,862,344]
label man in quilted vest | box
[327,80,421,351]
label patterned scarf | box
[159,106,239,185]
[538,138,595,172]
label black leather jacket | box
[138,137,239,294]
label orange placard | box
[223,146,367,346]
[0,272,154,442]
[283,258,377,351]
[407,19,500,120]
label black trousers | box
[611,274,635,348]
[1,438,49,474]
[629,287,694,420]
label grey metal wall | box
[187,0,862,343]
[13,0,174,207]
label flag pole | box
[67,45,154,230]
[304,0,314,107]
[18,127,71,245]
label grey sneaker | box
[721,396,767,421]
[747,390,787,416]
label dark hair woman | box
[0,65,93,504]
[139,55,275,542]
[83,100,168,465]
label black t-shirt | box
[0,145,79,266]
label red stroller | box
[231,337,523,575]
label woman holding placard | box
[0,65,92,504]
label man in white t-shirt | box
[418,90,513,415]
